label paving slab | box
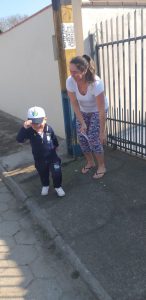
[10,150,145,300]
[0,171,97,300]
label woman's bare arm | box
[67,91,87,132]
[96,92,106,144]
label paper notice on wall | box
[61,23,76,50]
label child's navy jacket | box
[16,124,59,161]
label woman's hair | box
[70,55,95,83]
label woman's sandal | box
[81,165,95,174]
[93,170,106,179]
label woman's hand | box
[80,122,87,134]
[67,91,87,134]
[99,131,107,145]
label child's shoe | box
[41,186,49,196]
[55,187,65,197]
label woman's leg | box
[93,152,106,179]
[76,114,95,174]
[87,113,106,178]
[81,152,95,174]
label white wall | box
[82,7,146,127]
[82,7,142,54]
[0,7,65,138]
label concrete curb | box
[0,163,113,300]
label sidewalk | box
[0,171,97,300]
[0,110,146,300]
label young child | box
[16,106,65,197]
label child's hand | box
[23,120,32,129]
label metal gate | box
[90,9,146,158]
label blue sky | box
[0,0,52,18]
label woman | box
[66,55,108,179]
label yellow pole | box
[52,0,78,155]
[52,0,76,91]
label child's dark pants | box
[35,158,62,188]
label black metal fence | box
[92,9,146,158]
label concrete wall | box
[0,6,65,138]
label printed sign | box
[61,23,76,50]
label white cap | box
[27,106,46,124]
